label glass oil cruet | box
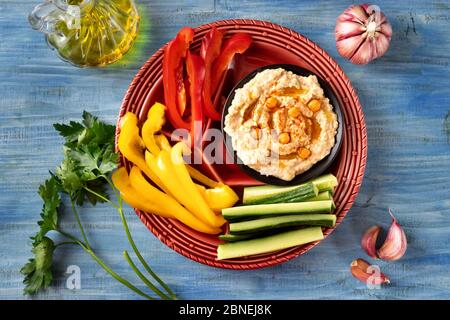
[29,0,140,67]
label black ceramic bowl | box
[221,64,344,186]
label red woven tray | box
[117,19,367,270]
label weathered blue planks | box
[0,0,449,300]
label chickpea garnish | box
[288,107,301,118]
[298,148,311,159]
[307,99,321,112]
[279,132,291,144]
[266,96,279,109]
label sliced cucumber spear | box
[219,229,286,242]
[242,174,338,205]
[242,182,318,205]
[217,227,324,260]
[219,233,255,242]
[307,191,332,202]
[310,174,338,194]
[222,200,335,222]
[229,214,336,234]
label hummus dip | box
[224,68,338,181]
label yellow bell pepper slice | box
[195,182,239,212]
[170,142,226,227]
[186,165,219,189]
[155,134,218,189]
[118,112,170,194]
[195,184,207,196]
[203,183,239,212]
[142,103,166,155]
[128,166,221,234]
[145,151,207,225]
[145,150,225,228]
[112,167,173,218]
[154,134,172,152]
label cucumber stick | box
[306,191,332,202]
[217,227,324,260]
[222,200,334,222]
[242,182,318,205]
[310,174,338,193]
[219,233,255,242]
[219,229,288,242]
[229,214,336,234]
[242,174,338,205]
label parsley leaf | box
[81,111,116,146]
[53,111,118,205]
[67,144,118,179]
[53,111,115,149]
[31,177,61,246]
[21,237,55,295]
[53,121,84,147]
[54,157,84,195]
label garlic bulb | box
[335,4,392,64]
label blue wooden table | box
[1,0,449,300]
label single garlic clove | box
[350,258,390,285]
[361,225,381,259]
[377,209,407,261]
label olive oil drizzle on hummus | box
[240,86,323,161]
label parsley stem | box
[83,179,176,299]
[55,241,79,248]
[70,197,91,250]
[57,230,88,248]
[83,186,119,210]
[104,175,177,300]
[57,230,153,300]
[82,246,154,300]
[102,174,121,203]
[123,251,170,300]
[117,202,178,299]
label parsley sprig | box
[21,111,176,300]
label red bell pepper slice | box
[183,76,190,116]
[200,29,213,60]
[210,33,253,95]
[186,51,205,149]
[201,27,224,121]
[176,66,187,116]
[163,27,194,129]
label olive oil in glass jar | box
[29,0,140,67]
